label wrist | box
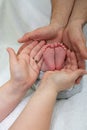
[38,83,58,100]
[68,18,87,27]
[0,80,28,106]
[66,19,86,31]
[9,79,29,94]
[50,8,72,28]
[39,79,60,96]
[50,20,65,31]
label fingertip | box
[7,47,17,61]
[18,38,25,43]
[77,69,87,77]
[75,74,83,84]
[7,47,13,53]
[7,47,11,51]
[81,51,87,59]
[7,48,10,56]
[18,39,22,43]
[18,34,29,43]
[7,47,10,52]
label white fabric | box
[0,0,87,130]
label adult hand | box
[7,41,45,89]
[63,20,87,72]
[41,50,87,93]
[18,23,64,44]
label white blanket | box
[0,0,87,130]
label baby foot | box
[43,46,55,70]
[41,43,67,71]
[54,43,67,70]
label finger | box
[18,41,38,56]
[30,41,46,58]
[75,76,82,84]
[17,40,33,55]
[7,48,17,64]
[73,69,87,80]
[70,51,78,70]
[30,58,38,73]
[72,28,87,59]
[18,28,42,43]
[18,32,32,43]
[75,53,85,83]
[64,50,71,69]
[34,45,47,62]
[76,53,85,69]
[31,58,43,74]
[38,57,44,70]
[63,29,72,49]
[76,42,87,59]
[18,26,49,43]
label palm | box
[18,53,39,85]
[43,50,86,93]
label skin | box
[9,50,87,130]
[0,0,86,124]
[18,0,74,44]
[18,42,67,71]
[18,0,87,73]
[41,43,67,71]
[0,41,45,122]
[63,0,87,82]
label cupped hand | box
[7,41,45,88]
[18,23,64,44]
[63,20,87,72]
[41,50,87,93]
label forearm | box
[9,82,57,130]
[69,0,87,25]
[0,80,27,122]
[51,0,75,27]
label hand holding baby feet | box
[18,41,67,72]
[42,50,87,93]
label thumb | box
[74,69,87,80]
[77,42,87,59]
[7,48,17,64]
[18,28,42,43]
[18,25,52,43]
